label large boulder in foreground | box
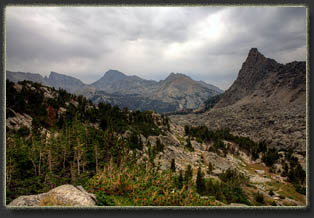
[8,184,96,207]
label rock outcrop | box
[8,184,96,207]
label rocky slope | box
[170,48,306,152]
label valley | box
[5,48,307,207]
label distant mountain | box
[6,70,223,113]
[153,73,222,110]
[90,69,158,95]
[197,80,224,93]
[47,71,86,93]
[6,71,86,94]
[6,71,50,86]
[171,48,306,152]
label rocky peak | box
[47,71,85,93]
[165,72,191,81]
[90,70,127,89]
[103,69,126,80]
[237,48,278,85]
[215,48,283,107]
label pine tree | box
[207,162,214,174]
[178,170,184,189]
[196,167,205,195]
[170,159,176,172]
[185,165,193,184]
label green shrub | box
[268,189,274,196]
[96,192,115,206]
[255,192,265,204]
[271,201,277,206]
[294,184,306,195]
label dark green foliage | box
[281,162,289,177]
[287,163,306,185]
[294,184,306,195]
[201,176,250,205]
[262,148,280,167]
[219,168,248,185]
[6,80,172,204]
[186,126,263,159]
[96,192,116,206]
[174,170,184,189]
[129,131,143,150]
[17,126,30,137]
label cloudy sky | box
[6,6,306,90]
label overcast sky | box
[6,6,306,90]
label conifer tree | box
[170,158,176,172]
[196,167,205,195]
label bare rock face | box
[8,185,96,207]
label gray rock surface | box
[8,184,96,207]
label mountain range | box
[6,69,223,113]
[6,47,307,207]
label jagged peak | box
[48,71,62,79]
[244,48,267,64]
[48,71,82,81]
[248,48,260,56]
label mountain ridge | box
[6,69,223,113]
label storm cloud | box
[5,6,306,90]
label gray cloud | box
[6,6,306,90]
